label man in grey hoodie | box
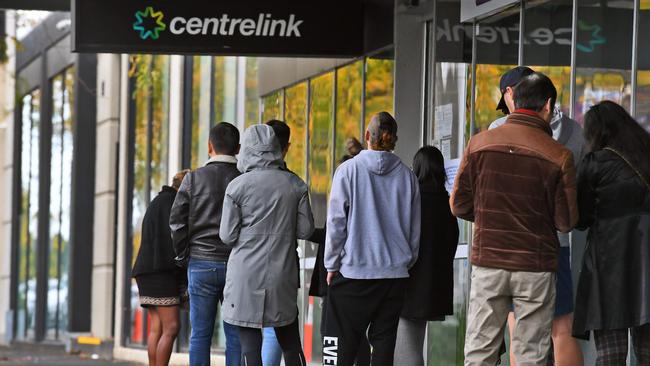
[322,112,421,366]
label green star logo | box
[576,20,606,53]
[133,7,166,40]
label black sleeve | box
[308,227,326,245]
[576,153,597,231]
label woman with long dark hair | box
[394,146,459,366]
[574,101,650,365]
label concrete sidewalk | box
[0,343,140,366]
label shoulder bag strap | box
[603,147,650,192]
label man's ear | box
[545,98,552,113]
[365,130,370,144]
[208,140,215,155]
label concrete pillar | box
[0,10,16,345]
[91,53,121,340]
[393,1,426,163]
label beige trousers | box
[464,265,556,366]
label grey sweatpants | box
[464,265,556,366]
[394,317,427,366]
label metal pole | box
[631,0,640,118]
[469,21,478,138]
[569,0,578,119]
[518,0,525,66]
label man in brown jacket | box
[451,72,578,366]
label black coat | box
[573,150,650,336]
[308,228,327,297]
[170,160,241,263]
[401,184,459,321]
[132,186,178,277]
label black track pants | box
[322,273,406,366]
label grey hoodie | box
[220,125,315,328]
[325,149,421,279]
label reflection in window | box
[524,2,573,117]
[365,58,395,122]
[191,56,211,168]
[245,58,260,128]
[575,0,633,121]
[214,57,238,123]
[335,61,363,162]
[284,83,308,179]
[636,2,650,131]
[128,55,171,346]
[426,259,469,366]
[473,9,520,134]
[262,90,284,122]
[47,67,75,340]
[474,64,518,132]
[17,89,40,340]
[308,73,334,226]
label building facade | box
[1,0,649,364]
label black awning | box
[0,0,69,11]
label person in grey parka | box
[220,124,315,366]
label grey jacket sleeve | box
[408,177,422,268]
[219,186,242,246]
[324,169,350,272]
[170,173,191,257]
[296,189,315,240]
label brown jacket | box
[450,110,578,272]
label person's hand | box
[327,271,338,285]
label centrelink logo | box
[133,6,304,40]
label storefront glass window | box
[190,56,211,168]
[284,83,308,179]
[335,61,363,162]
[17,89,40,340]
[430,0,472,160]
[365,56,395,123]
[308,73,333,222]
[46,67,74,340]
[128,55,171,346]
[426,259,470,366]
[473,9,520,133]
[262,90,284,122]
[523,2,573,117]
[245,58,260,128]
[575,0,633,121]
[636,1,650,131]
[214,57,238,123]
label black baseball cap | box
[496,66,535,114]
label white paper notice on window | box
[435,103,454,138]
[441,139,452,161]
[444,158,461,193]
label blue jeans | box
[262,327,282,366]
[188,260,241,366]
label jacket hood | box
[238,125,284,173]
[357,150,402,175]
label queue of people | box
[131,67,650,366]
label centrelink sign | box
[72,0,364,56]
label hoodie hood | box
[356,150,403,176]
[237,124,284,173]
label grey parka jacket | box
[220,125,315,328]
